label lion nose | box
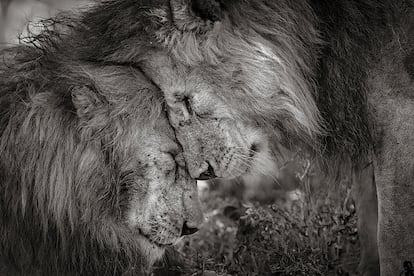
[196,162,216,180]
[181,221,199,236]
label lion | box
[2,0,411,275]
[0,40,203,274]
[107,0,411,275]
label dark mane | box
[0,3,164,274]
[309,0,399,164]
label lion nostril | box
[181,221,199,236]
[196,162,216,180]
[249,143,260,158]
[250,143,259,153]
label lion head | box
[126,0,323,180]
[0,52,203,274]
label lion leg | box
[373,102,414,276]
[352,162,380,276]
[375,166,414,275]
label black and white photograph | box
[0,0,413,275]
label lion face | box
[140,51,295,180]
[124,121,203,249]
[140,53,278,180]
[77,66,203,255]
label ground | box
[154,163,361,276]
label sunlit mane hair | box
[150,0,323,149]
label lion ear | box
[190,0,224,22]
[71,86,106,119]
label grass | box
[154,165,361,276]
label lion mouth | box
[138,229,174,248]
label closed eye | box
[179,95,214,119]
[196,110,213,118]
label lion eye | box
[197,110,213,119]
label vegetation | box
[155,168,360,276]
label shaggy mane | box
[0,10,164,274]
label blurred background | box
[0,1,360,275]
[0,0,90,44]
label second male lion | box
[118,1,411,275]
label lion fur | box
[0,12,167,274]
[1,0,413,275]
[136,0,413,274]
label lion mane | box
[0,51,152,275]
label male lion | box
[124,0,411,275]
[0,37,203,274]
